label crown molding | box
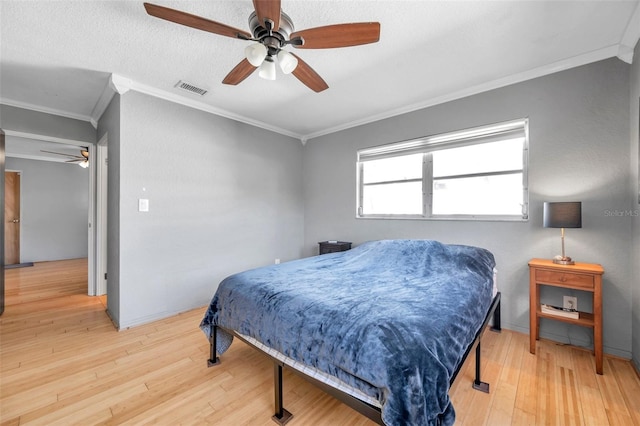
[110,74,133,95]
[301,44,624,142]
[2,129,91,146]
[0,97,94,126]
[129,79,303,140]
[619,0,640,64]
[98,73,304,142]
[6,30,633,148]
[5,152,77,163]
[90,74,134,128]
[617,45,634,64]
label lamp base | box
[553,256,575,265]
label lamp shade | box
[277,50,298,74]
[258,57,276,80]
[543,202,582,228]
[245,43,267,67]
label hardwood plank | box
[512,335,539,423]
[2,259,640,425]
[573,346,610,425]
[608,357,640,425]
[597,358,635,425]
[458,330,507,425]
[537,345,557,425]
[485,330,520,425]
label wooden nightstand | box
[318,241,352,255]
[528,258,604,374]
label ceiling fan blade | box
[253,0,281,31]
[291,54,328,93]
[144,3,252,40]
[40,150,84,159]
[291,22,380,49]
[222,59,258,85]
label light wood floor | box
[1,260,639,425]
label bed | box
[200,239,501,425]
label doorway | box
[94,137,108,296]
[1,130,106,299]
[1,129,4,315]
[4,171,20,265]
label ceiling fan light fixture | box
[245,42,268,66]
[258,56,276,80]
[79,160,89,168]
[144,2,380,92]
[277,50,298,74]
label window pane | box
[362,154,422,184]
[357,119,527,220]
[432,173,523,215]
[363,182,423,215]
[433,138,523,178]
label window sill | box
[356,214,528,222]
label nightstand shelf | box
[537,308,594,326]
[529,258,604,374]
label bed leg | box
[207,326,220,367]
[472,341,490,393]
[490,293,502,333]
[272,363,293,425]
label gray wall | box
[631,41,640,372]
[102,91,304,329]
[0,104,96,143]
[5,157,88,262]
[303,58,633,358]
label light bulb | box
[79,161,89,168]
[245,43,267,67]
[277,50,298,74]
[258,57,276,80]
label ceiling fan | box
[41,148,89,168]
[143,1,381,92]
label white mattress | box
[238,332,382,408]
[493,267,498,298]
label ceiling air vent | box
[174,80,208,96]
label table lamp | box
[543,201,582,265]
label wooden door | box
[4,171,20,265]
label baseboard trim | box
[5,262,34,269]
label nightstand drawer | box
[535,270,594,289]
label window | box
[357,119,528,220]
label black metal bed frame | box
[208,292,501,425]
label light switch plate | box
[138,198,149,212]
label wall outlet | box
[563,296,577,311]
[274,258,280,265]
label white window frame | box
[356,118,529,221]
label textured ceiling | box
[1,1,639,143]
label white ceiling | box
[1,1,639,143]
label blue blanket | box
[200,239,496,425]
